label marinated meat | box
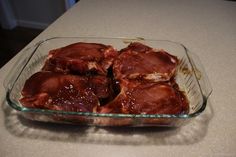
[42,42,118,75]
[20,42,189,118]
[88,75,115,104]
[99,80,189,114]
[20,71,112,112]
[113,42,179,82]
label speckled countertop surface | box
[0,0,236,156]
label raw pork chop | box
[113,42,179,82]
[99,79,189,115]
[20,71,112,112]
[42,42,118,75]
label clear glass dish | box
[4,37,212,127]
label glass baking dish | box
[4,37,212,127]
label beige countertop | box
[0,0,236,156]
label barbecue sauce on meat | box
[20,72,99,112]
[20,42,189,115]
[99,79,189,114]
[42,42,118,75]
[99,42,188,114]
[113,42,178,82]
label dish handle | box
[3,44,39,91]
[186,49,213,99]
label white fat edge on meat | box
[88,62,98,70]
[144,73,169,82]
